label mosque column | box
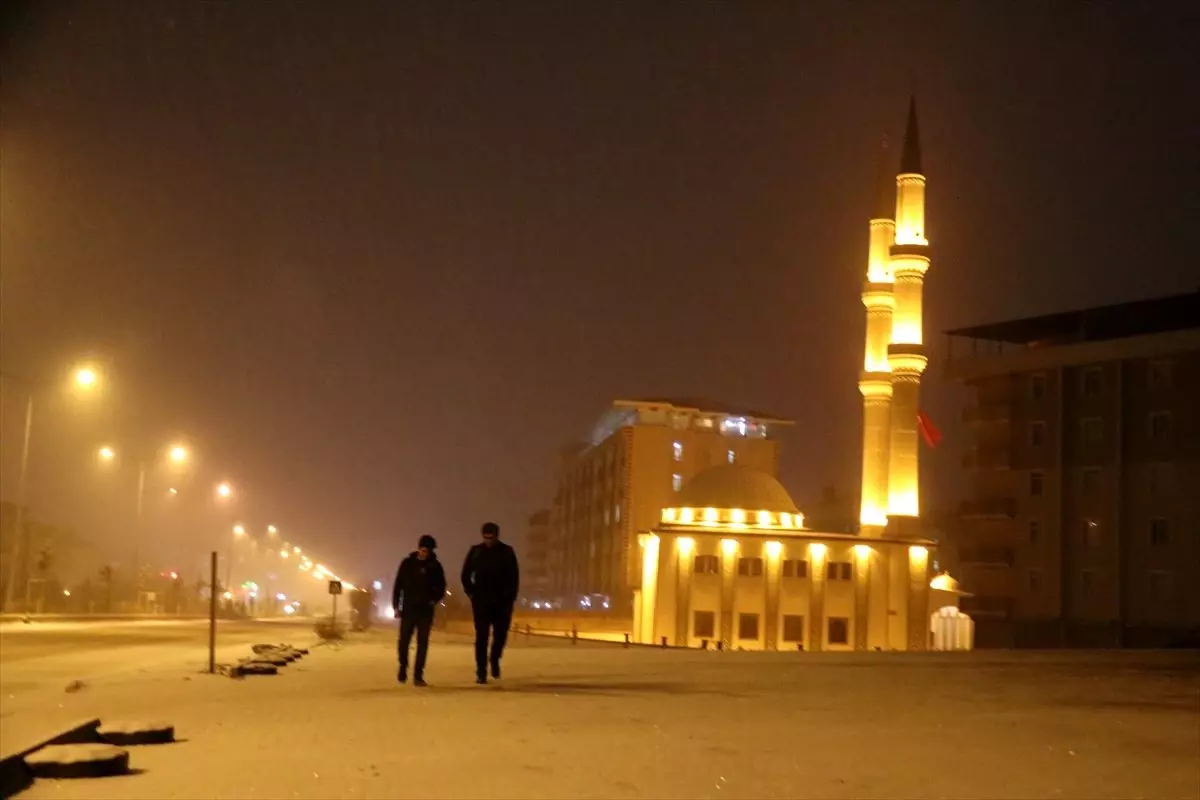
[718,538,739,650]
[807,543,827,652]
[637,533,660,645]
[853,544,872,651]
[674,536,694,647]
[763,541,783,651]
[907,545,931,651]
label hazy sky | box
[2,1,1197,582]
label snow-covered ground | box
[14,632,1200,799]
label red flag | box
[917,410,942,448]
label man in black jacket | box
[392,534,447,686]
[461,521,519,684]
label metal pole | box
[3,394,34,613]
[332,592,338,624]
[133,462,145,611]
[208,551,218,673]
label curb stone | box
[98,722,176,747]
[0,718,102,796]
[24,744,130,780]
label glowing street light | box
[97,446,116,462]
[168,445,189,464]
[233,524,246,536]
[74,367,99,389]
[267,524,278,536]
[167,487,178,497]
[215,482,234,500]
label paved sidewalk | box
[14,633,1200,799]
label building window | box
[1030,471,1045,497]
[693,610,716,639]
[782,615,805,643]
[727,449,736,464]
[737,613,760,641]
[672,441,683,462]
[782,559,809,578]
[694,554,720,575]
[1083,519,1102,548]
[1029,421,1046,448]
[1082,367,1102,395]
[1028,520,1041,545]
[827,617,849,645]
[672,473,682,492]
[1029,372,1047,400]
[1081,468,1101,496]
[737,557,764,577]
[1148,411,1172,442]
[1149,463,1173,497]
[1081,417,1103,448]
[1148,359,1173,391]
[1150,518,1169,547]
[1081,570,1097,598]
[1029,570,1041,593]
[1149,571,1172,602]
[826,562,852,581]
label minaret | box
[884,97,930,528]
[857,139,897,534]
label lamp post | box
[2,366,101,613]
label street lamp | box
[215,482,234,500]
[168,445,189,464]
[98,446,116,462]
[2,362,104,613]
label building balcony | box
[959,497,1017,520]
[958,546,1015,567]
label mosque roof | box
[675,464,800,514]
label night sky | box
[2,1,1197,582]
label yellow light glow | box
[703,507,719,523]
[167,487,178,496]
[794,512,806,528]
[809,542,828,558]
[640,533,660,644]
[859,506,889,527]
[679,507,695,524]
[233,524,246,536]
[854,543,872,560]
[720,538,738,556]
[168,445,188,464]
[280,549,289,558]
[730,508,746,525]
[930,573,956,591]
[215,482,233,499]
[223,591,233,600]
[756,510,772,527]
[662,508,676,523]
[74,367,99,389]
[888,489,919,518]
[267,525,278,535]
[294,546,301,554]
[677,536,694,555]
[765,540,783,559]
[779,512,793,528]
[98,446,116,461]
[909,545,929,563]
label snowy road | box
[11,630,1200,799]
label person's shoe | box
[413,676,427,687]
[475,672,488,685]
[490,662,501,680]
[398,667,407,684]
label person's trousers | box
[472,600,513,674]
[399,606,434,677]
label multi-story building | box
[945,291,1200,647]
[549,398,792,610]
[523,509,551,600]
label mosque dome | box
[676,463,800,514]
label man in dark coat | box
[461,521,520,684]
[392,534,447,686]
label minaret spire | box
[873,136,895,220]
[900,96,922,175]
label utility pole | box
[3,395,34,613]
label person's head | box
[417,534,437,560]
[481,522,500,547]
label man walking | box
[392,534,446,687]
[461,521,519,684]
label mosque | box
[631,100,972,651]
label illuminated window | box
[737,613,759,640]
[672,474,682,492]
[1150,518,1169,547]
[693,555,719,575]
[693,610,715,639]
[1081,367,1102,395]
[782,559,808,578]
[672,441,683,461]
[737,557,764,577]
[727,449,735,464]
[782,615,805,643]
[826,562,852,581]
[827,617,849,645]
[1029,421,1046,448]
[1029,373,1047,400]
[1148,411,1172,442]
[1028,520,1041,545]
[1029,471,1045,497]
[1081,468,1101,496]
